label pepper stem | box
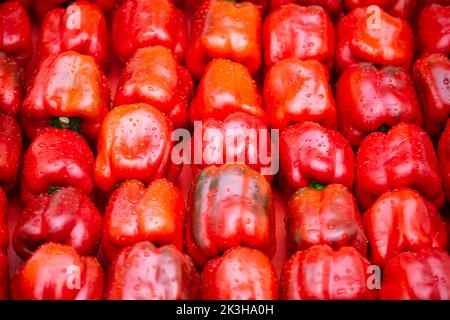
[47,187,60,195]
[50,117,81,133]
[377,125,390,133]
[310,181,326,191]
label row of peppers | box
[0,0,450,300]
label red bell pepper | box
[13,187,102,259]
[201,246,278,300]
[189,59,267,125]
[34,0,118,21]
[180,0,268,12]
[0,114,22,190]
[94,103,180,194]
[21,51,110,144]
[38,1,110,70]
[413,54,450,139]
[0,250,7,300]
[287,183,367,255]
[186,163,275,266]
[336,63,422,146]
[0,1,32,63]
[21,128,95,203]
[417,4,450,57]
[269,1,342,18]
[191,112,273,181]
[263,5,335,69]
[356,123,445,211]
[380,248,450,300]
[111,0,187,64]
[343,0,418,20]
[336,6,414,73]
[0,188,8,252]
[263,58,336,130]
[279,121,355,194]
[106,241,199,300]
[0,52,23,118]
[281,245,377,300]
[102,179,185,261]
[438,120,450,203]
[12,242,104,300]
[186,0,262,78]
[114,46,193,129]
[364,188,448,266]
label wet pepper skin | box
[34,0,119,20]
[0,188,7,300]
[287,184,367,255]
[191,112,273,181]
[106,241,199,300]
[12,243,104,300]
[380,248,450,300]
[336,63,422,146]
[356,123,445,211]
[186,164,275,267]
[112,0,187,64]
[335,6,414,73]
[281,245,377,300]
[94,103,180,194]
[279,121,355,194]
[263,5,335,69]
[21,128,95,203]
[186,0,262,79]
[263,58,336,130]
[102,179,185,261]
[201,246,278,300]
[413,53,450,139]
[114,46,193,129]
[189,59,267,125]
[343,0,418,20]
[364,188,447,266]
[21,51,110,144]
[417,4,450,57]
[0,52,23,118]
[438,120,450,203]
[269,1,342,18]
[0,114,22,190]
[38,1,110,70]
[0,1,32,63]
[13,187,103,259]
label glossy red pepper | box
[21,51,110,144]
[0,188,8,252]
[0,114,22,190]
[201,246,278,300]
[34,0,118,21]
[180,0,268,12]
[281,245,377,300]
[438,120,450,203]
[0,52,23,118]
[336,63,422,146]
[356,123,445,211]
[343,0,418,20]
[269,1,342,18]
[417,4,450,57]
[364,188,448,266]
[191,112,274,181]
[189,59,267,125]
[263,5,335,69]
[335,6,414,73]
[186,163,275,266]
[13,187,102,259]
[0,1,32,63]
[94,103,180,194]
[106,241,199,300]
[21,128,95,203]
[263,58,336,130]
[111,0,187,64]
[413,53,450,139]
[287,183,367,255]
[38,1,110,70]
[0,250,7,300]
[186,0,262,78]
[380,248,450,300]
[279,121,355,194]
[102,179,185,261]
[12,243,104,300]
[114,46,193,129]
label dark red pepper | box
[0,52,24,118]
[417,4,450,57]
[438,119,450,203]
[0,113,22,191]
